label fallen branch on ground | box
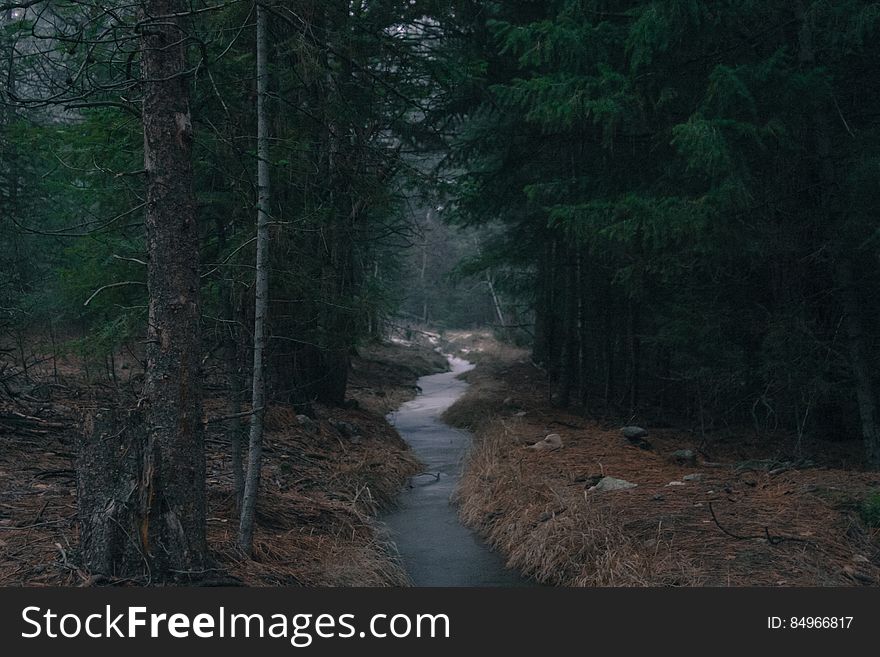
[708,502,813,546]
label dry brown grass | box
[448,350,880,587]
[456,420,702,586]
[348,340,448,415]
[440,387,504,432]
[442,329,529,366]
[0,339,433,587]
[205,400,420,586]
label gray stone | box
[682,473,704,482]
[329,418,360,438]
[621,425,649,440]
[670,449,697,466]
[296,414,320,435]
[589,476,637,492]
[528,433,563,451]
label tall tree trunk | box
[140,0,206,577]
[239,1,271,554]
[603,296,615,406]
[532,244,549,365]
[420,211,430,324]
[558,246,578,407]
[485,270,506,328]
[797,1,880,467]
[312,14,355,407]
[838,260,880,467]
[216,215,244,511]
[628,302,641,412]
[577,249,590,407]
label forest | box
[1,1,880,587]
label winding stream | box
[384,355,529,586]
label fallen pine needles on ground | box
[0,339,441,586]
[444,332,880,587]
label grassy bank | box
[0,338,447,586]
[444,333,880,586]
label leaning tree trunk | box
[238,0,271,554]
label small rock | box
[514,411,527,417]
[652,494,665,501]
[350,435,363,445]
[329,418,360,438]
[842,564,874,583]
[683,473,704,482]
[503,397,516,408]
[589,476,637,492]
[670,449,697,466]
[667,481,686,487]
[528,433,563,451]
[296,414,320,435]
[853,554,871,565]
[621,426,649,440]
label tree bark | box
[238,0,271,554]
[558,246,578,407]
[532,240,552,365]
[138,0,207,578]
[77,408,148,578]
[215,215,244,511]
[837,260,880,467]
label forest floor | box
[442,331,880,586]
[0,335,447,586]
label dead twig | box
[204,406,263,424]
[708,502,813,546]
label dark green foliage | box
[860,492,880,528]
[4,1,880,467]
[1,1,450,405]
[442,0,880,464]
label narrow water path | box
[384,356,530,586]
